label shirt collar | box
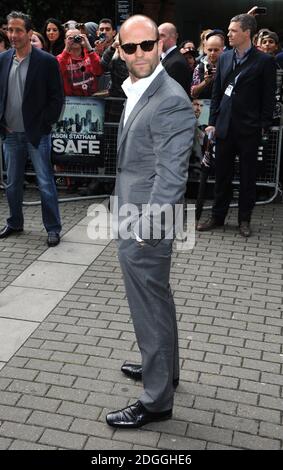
[161,45,177,60]
[122,62,164,98]
[13,49,32,64]
[234,43,253,60]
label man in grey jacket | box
[106,15,195,428]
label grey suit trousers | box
[118,237,179,412]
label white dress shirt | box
[160,45,177,61]
[121,62,164,126]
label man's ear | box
[119,46,126,62]
[158,39,163,56]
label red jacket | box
[57,49,103,96]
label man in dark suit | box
[197,14,276,237]
[0,11,64,246]
[105,15,195,428]
[158,22,191,94]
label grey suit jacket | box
[114,68,196,244]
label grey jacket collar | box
[117,68,167,152]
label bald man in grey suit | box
[106,15,195,428]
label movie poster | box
[51,96,105,167]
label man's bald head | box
[158,22,178,52]
[119,15,159,44]
[118,14,162,83]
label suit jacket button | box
[117,168,122,172]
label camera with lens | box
[73,35,82,43]
[206,64,213,76]
[98,32,106,42]
[206,63,216,76]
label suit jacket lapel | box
[161,47,176,65]
[222,51,234,87]
[222,47,257,90]
[2,49,14,88]
[0,50,14,120]
[117,105,125,145]
[117,70,165,153]
[23,47,37,100]
[233,47,257,87]
[117,92,150,152]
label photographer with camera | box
[191,31,224,99]
[56,27,103,96]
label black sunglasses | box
[120,39,158,55]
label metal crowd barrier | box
[0,97,123,205]
[200,68,283,208]
[0,86,282,207]
[206,125,283,203]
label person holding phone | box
[94,18,116,57]
[247,6,267,16]
[191,31,224,99]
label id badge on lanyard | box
[224,84,234,97]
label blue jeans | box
[3,132,61,233]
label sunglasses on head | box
[120,39,158,55]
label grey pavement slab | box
[11,261,87,291]
[0,191,283,450]
[38,242,105,265]
[77,216,94,226]
[61,225,109,245]
[0,318,39,361]
[0,286,66,322]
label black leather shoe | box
[196,217,224,231]
[0,225,23,239]
[47,232,60,247]
[239,221,251,237]
[106,400,172,428]
[121,362,179,388]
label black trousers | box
[212,126,261,224]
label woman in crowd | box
[260,31,280,57]
[42,18,65,55]
[31,31,46,50]
[196,28,212,63]
[179,40,197,73]
[0,30,10,52]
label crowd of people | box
[0,7,282,225]
[0,6,282,431]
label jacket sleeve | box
[101,46,115,71]
[56,49,71,66]
[132,93,196,244]
[208,59,222,126]
[44,56,64,125]
[260,55,277,129]
[87,50,103,76]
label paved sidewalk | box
[0,188,282,450]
